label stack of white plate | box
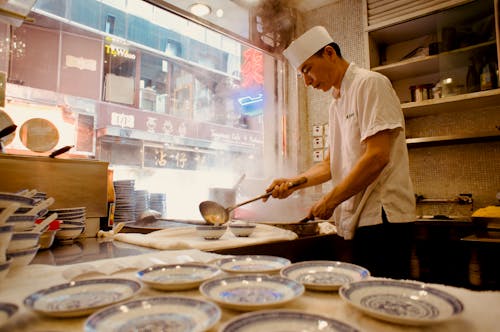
[149,192,166,216]
[134,190,149,221]
[113,180,136,223]
[49,207,86,243]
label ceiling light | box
[189,3,211,17]
[215,8,224,18]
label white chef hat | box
[283,26,334,69]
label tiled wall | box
[288,0,500,213]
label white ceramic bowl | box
[8,232,40,251]
[6,214,37,232]
[7,245,40,268]
[0,257,12,281]
[55,225,84,242]
[39,230,58,249]
[0,224,13,263]
[196,225,227,240]
[229,222,256,237]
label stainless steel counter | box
[31,238,160,266]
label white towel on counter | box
[113,224,298,251]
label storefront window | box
[1,0,281,220]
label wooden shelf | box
[372,41,496,81]
[406,131,500,147]
[402,88,500,118]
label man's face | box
[298,46,337,92]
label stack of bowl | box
[1,191,58,270]
[49,207,86,244]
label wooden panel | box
[0,154,108,217]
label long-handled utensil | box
[199,177,307,225]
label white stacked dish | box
[7,245,40,268]
[7,232,40,251]
[6,214,38,232]
[49,207,86,243]
[0,258,12,282]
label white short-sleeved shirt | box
[328,63,416,239]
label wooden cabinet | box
[363,0,500,146]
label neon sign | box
[104,44,136,60]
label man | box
[266,26,416,279]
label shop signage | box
[143,146,215,170]
[104,44,136,60]
[99,105,263,149]
[110,112,135,128]
[65,55,97,71]
[241,48,263,88]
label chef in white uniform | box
[266,26,416,279]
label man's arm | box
[310,129,393,219]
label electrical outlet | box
[313,149,323,162]
[312,125,323,136]
[313,137,323,148]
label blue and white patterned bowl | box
[199,274,304,311]
[84,296,221,332]
[221,309,359,332]
[24,278,142,318]
[196,225,227,240]
[281,261,370,291]
[8,232,40,251]
[0,302,18,328]
[339,278,464,325]
[229,222,256,237]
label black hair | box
[314,42,342,58]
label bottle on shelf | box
[466,57,480,93]
[480,56,498,91]
[99,168,116,231]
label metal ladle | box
[199,177,307,225]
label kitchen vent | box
[0,0,37,27]
[366,0,472,30]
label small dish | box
[339,279,464,325]
[0,302,18,328]
[196,225,227,240]
[84,296,221,332]
[221,309,359,332]
[7,245,40,268]
[39,230,58,249]
[24,278,142,317]
[229,222,256,237]
[199,274,304,311]
[55,225,84,242]
[137,263,221,290]
[215,255,291,274]
[280,261,370,291]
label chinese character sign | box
[241,48,264,88]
